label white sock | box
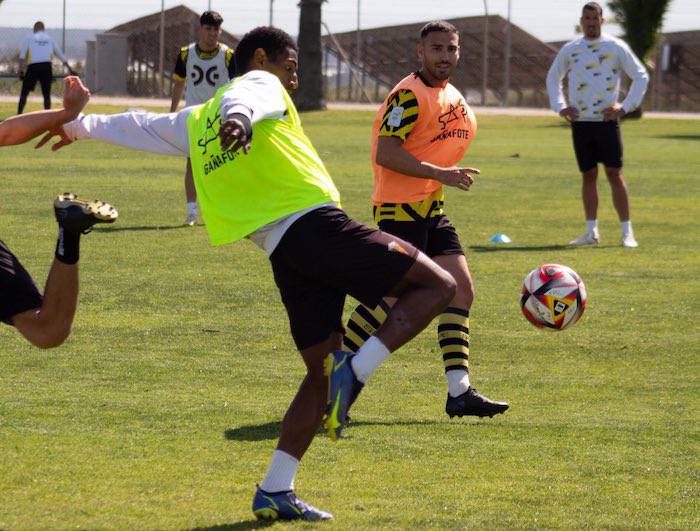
[350,336,391,384]
[585,219,598,234]
[621,220,632,235]
[261,450,299,493]
[187,201,198,215]
[447,369,470,398]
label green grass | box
[0,102,698,528]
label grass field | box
[0,102,698,529]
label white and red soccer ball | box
[520,264,587,330]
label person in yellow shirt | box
[343,21,509,419]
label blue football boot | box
[324,351,362,441]
[252,485,333,521]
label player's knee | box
[32,324,71,349]
[605,167,623,182]
[437,269,458,307]
[582,168,598,182]
[462,282,475,307]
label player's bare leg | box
[184,158,198,225]
[12,193,117,348]
[13,259,78,348]
[434,254,508,417]
[325,252,456,440]
[254,334,338,522]
[570,166,600,245]
[605,165,637,246]
[278,333,340,459]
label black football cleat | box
[446,387,509,418]
[54,193,118,234]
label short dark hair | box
[582,2,603,16]
[33,21,45,32]
[420,20,459,40]
[200,11,223,27]
[234,26,298,75]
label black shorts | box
[378,214,464,258]
[21,62,53,95]
[571,121,623,172]
[270,206,419,350]
[0,240,43,325]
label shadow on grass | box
[99,224,195,232]
[225,421,281,441]
[654,134,700,141]
[224,419,444,442]
[190,521,273,530]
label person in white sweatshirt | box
[18,21,75,114]
[546,2,649,248]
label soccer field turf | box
[0,103,698,528]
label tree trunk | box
[294,0,326,111]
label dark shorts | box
[378,214,464,258]
[21,62,53,95]
[571,121,623,172]
[270,206,419,350]
[0,240,43,326]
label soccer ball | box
[520,264,587,330]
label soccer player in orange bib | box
[342,21,509,419]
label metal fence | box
[0,0,698,111]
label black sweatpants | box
[18,62,53,114]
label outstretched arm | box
[38,107,192,157]
[0,76,88,146]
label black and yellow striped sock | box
[343,301,390,352]
[438,307,470,373]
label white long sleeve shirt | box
[62,70,333,254]
[20,31,67,65]
[546,33,649,121]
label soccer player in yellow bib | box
[38,27,460,522]
[343,21,509,419]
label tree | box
[607,0,672,62]
[294,0,326,111]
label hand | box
[62,76,90,119]
[434,166,480,191]
[219,118,250,155]
[603,103,625,122]
[35,126,73,151]
[559,106,579,122]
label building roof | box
[322,15,559,95]
[108,4,238,72]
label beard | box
[427,63,454,80]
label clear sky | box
[1,0,698,42]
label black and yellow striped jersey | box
[173,44,235,81]
[378,89,419,142]
[373,188,445,223]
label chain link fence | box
[1,0,698,110]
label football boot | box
[324,351,361,441]
[252,485,332,521]
[54,193,118,234]
[569,231,600,246]
[621,233,639,247]
[446,387,509,418]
